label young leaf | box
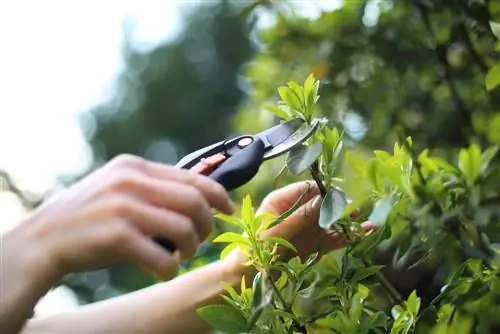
[266,236,298,253]
[319,188,348,229]
[486,64,500,91]
[241,195,255,228]
[213,232,251,246]
[406,290,421,316]
[287,142,323,175]
[215,213,245,230]
[220,281,240,300]
[278,86,303,112]
[197,305,248,334]
[264,105,292,120]
[369,194,396,226]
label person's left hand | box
[224,181,376,271]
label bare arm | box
[20,257,253,334]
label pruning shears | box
[154,118,320,252]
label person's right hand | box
[11,154,234,281]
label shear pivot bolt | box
[237,137,253,148]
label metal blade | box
[261,118,320,160]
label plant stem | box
[310,161,327,197]
[309,161,404,305]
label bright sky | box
[0,0,344,317]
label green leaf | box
[351,265,385,283]
[490,21,500,39]
[480,145,498,174]
[406,290,421,316]
[278,86,303,112]
[220,281,240,300]
[264,105,292,120]
[213,232,251,246]
[197,305,247,334]
[286,142,323,175]
[215,213,245,229]
[251,272,272,313]
[319,188,348,229]
[241,195,255,228]
[486,64,500,91]
[369,194,396,226]
[266,236,298,253]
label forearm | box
[1,226,60,334]
[21,256,255,334]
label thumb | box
[262,195,322,240]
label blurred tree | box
[67,0,256,304]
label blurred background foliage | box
[9,0,500,318]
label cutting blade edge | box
[262,118,320,160]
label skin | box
[1,154,374,334]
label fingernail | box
[312,195,323,209]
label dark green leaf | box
[319,188,348,229]
[197,305,247,334]
[287,142,323,175]
[351,265,385,283]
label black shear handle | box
[153,138,267,253]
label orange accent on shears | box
[189,153,227,175]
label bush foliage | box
[194,1,500,332]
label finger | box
[106,197,200,259]
[133,159,234,215]
[262,195,322,239]
[109,176,215,243]
[257,181,320,216]
[119,228,178,279]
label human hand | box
[11,154,234,282]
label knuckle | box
[108,197,134,219]
[111,154,145,170]
[105,220,133,245]
[103,172,142,194]
[176,218,196,241]
[184,186,206,212]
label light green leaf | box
[264,105,292,120]
[369,194,396,226]
[266,236,298,253]
[304,73,315,105]
[406,290,421,316]
[197,305,247,334]
[215,213,245,230]
[286,142,323,174]
[486,64,500,91]
[468,143,481,182]
[213,232,251,246]
[241,195,255,228]
[351,265,385,283]
[220,281,240,300]
[490,21,500,39]
[319,188,348,229]
[278,86,303,112]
